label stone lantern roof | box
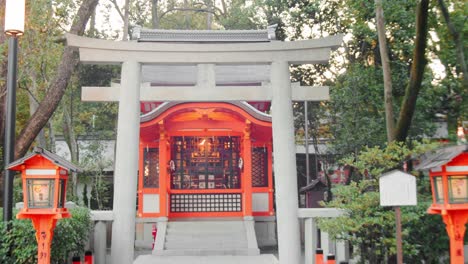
[7,147,81,173]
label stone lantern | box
[7,147,81,264]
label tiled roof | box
[7,147,81,172]
[132,25,277,43]
[140,101,272,123]
[415,144,467,170]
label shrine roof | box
[140,101,271,115]
[140,101,272,123]
[132,25,277,43]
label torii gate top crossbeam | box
[66,33,342,65]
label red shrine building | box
[138,101,274,219]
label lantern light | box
[4,0,25,36]
[448,175,468,203]
[27,179,54,209]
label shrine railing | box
[170,192,242,213]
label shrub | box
[317,142,449,262]
[0,207,92,263]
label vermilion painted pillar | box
[30,216,58,264]
[243,122,253,216]
[159,123,168,216]
[442,212,468,264]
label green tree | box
[317,141,448,263]
[79,139,113,210]
[53,63,119,200]
[431,0,467,139]
[13,0,99,160]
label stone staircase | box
[153,219,260,256]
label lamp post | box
[3,0,25,222]
[7,147,80,264]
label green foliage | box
[0,207,92,264]
[318,180,420,263]
[285,0,458,155]
[341,140,439,178]
[79,140,113,210]
[0,216,36,264]
[403,186,450,263]
[317,142,448,263]
[328,62,442,155]
[122,0,266,31]
[51,207,92,262]
[431,0,468,137]
[328,65,387,155]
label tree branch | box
[375,0,395,142]
[109,0,125,21]
[159,7,220,22]
[437,0,468,88]
[394,0,429,142]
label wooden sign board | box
[379,170,417,207]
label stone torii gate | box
[66,32,342,264]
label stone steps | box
[134,254,279,264]
[153,219,259,256]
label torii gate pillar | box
[110,61,141,264]
[271,61,301,263]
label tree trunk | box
[375,0,395,142]
[123,0,130,40]
[437,0,468,88]
[48,121,56,152]
[184,0,190,29]
[26,74,47,148]
[62,106,79,197]
[152,0,159,29]
[206,0,213,29]
[90,5,96,37]
[14,0,99,159]
[394,0,429,142]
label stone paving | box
[133,254,279,264]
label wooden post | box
[395,206,403,264]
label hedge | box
[0,207,92,264]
